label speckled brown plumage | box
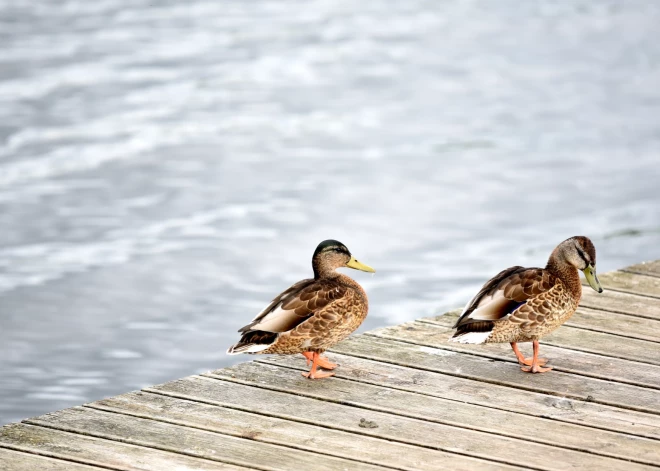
[255,276,368,354]
[451,236,602,373]
[227,239,374,379]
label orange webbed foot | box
[302,352,337,370]
[315,356,338,370]
[519,357,548,367]
[521,365,553,373]
[301,370,335,380]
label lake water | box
[1,0,659,425]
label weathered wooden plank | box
[148,376,529,471]
[580,289,660,321]
[423,312,660,367]
[25,407,387,471]
[88,390,474,471]
[0,423,248,471]
[590,271,660,298]
[0,448,106,471]
[328,336,660,439]
[257,354,660,465]
[567,306,660,343]
[624,261,660,278]
[205,364,658,471]
[368,322,660,414]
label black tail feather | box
[227,330,278,354]
[452,320,494,337]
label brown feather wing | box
[507,283,565,330]
[239,279,349,334]
[454,267,556,330]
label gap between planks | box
[588,271,660,299]
[565,306,660,343]
[622,261,660,279]
[369,323,660,410]
[580,289,660,321]
[0,446,115,471]
[77,404,414,471]
[419,312,660,368]
[203,365,660,469]
[143,378,532,471]
[151,374,657,471]
[84,390,520,471]
[0,423,253,471]
[252,353,660,459]
[374,315,660,391]
[20,408,390,471]
[317,339,660,439]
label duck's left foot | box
[519,357,548,367]
[521,365,553,373]
[302,352,337,379]
[302,352,337,370]
[513,340,551,373]
[301,370,335,380]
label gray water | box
[1,0,659,425]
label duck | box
[450,236,603,373]
[227,239,375,379]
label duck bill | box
[583,265,603,293]
[346,256,375,273]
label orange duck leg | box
[510,342,547,366]
[302,351,337,370]
[519,340,552,373]
[301,352,335,379]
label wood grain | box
[206,363,658,470]
[24,407,386,471]
[624,261,660,278]
[0,423,249,471]
[0,448,107,471]
[422,312,660,367]
[590,271,660,298]
[328,335,660,438]
[88,390,481,471]
[148,376,524,470]
[580,289,660,320]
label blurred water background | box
[1,0,659,425]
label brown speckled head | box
[311,239,375,279]
[312,240,352,278]
[552,236,597,270]
[548,236,602,293]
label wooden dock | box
[1,261,660,470]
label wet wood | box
[2,261,659,471]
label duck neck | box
[313,260,340,280]
[546,253,582,300]
[336,272,369,308]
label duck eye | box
[576,247,589,264]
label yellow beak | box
[583,264,603,293]
[346,256,376,273]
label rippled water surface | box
[1,0,660,424]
